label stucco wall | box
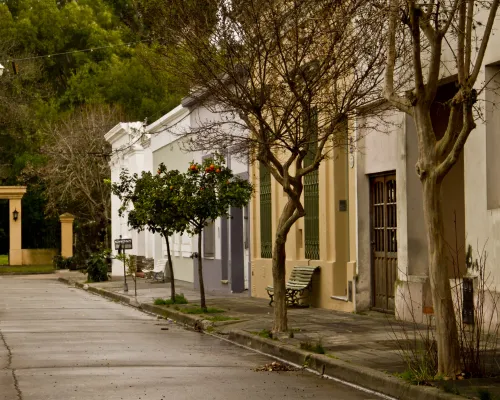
[22,249,57,265]
[356,110,403,310]
[250,145,355,311]
[465,45,500,292]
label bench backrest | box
[154,258,167,273]
[287,266,319,287]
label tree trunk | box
[272,234,288,332]
[271,201,297,333]
[197,231,207,311]
[422,177,461,377]
[164,235,176,303]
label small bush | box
[154,294,188,306]
[64,257,79,270]
[85,249,110,282]
[53,255,64,269]
[300,340,326,354]
[257,329,273,339]
[173,293,188,304]
[53,255,79,270]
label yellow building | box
[250,146,357,312]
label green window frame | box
[259,162,272,258]
[304,109,320,260]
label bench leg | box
[267,291,274,306]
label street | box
[0,277,382,400]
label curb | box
[57,277,207,329]
[226,330,463,400]
[58,277,464,400]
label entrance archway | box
[0,186,27,265]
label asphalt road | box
[0,276,383,400]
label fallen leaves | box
[254,361,298,372]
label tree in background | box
[180,156,252,311]
[140,0,386,331]
[110,167,189,303]
[0,0,187,251]
[34,104,120,253]
[382,0,499,376]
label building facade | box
[249,146,357,311]
[355,19,500,324]
[106,103,251,294]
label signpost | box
[114,235,133,292]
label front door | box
[370,173,397,312]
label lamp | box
[0,64,4,77]
[12,208,19,221]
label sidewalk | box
[56,270,499,400]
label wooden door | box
[371,174,397,312]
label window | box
[259,162,272,258]
[203,221,215,258]
[304,109,320,260]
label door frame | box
[369,171,397,313]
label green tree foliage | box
[180,155,252,311]
[0,0,187,254]
[110,167,189,302]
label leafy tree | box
[180,155,252,311]
[0,0,187,263]
[110,167,189,302]
[382,0,500,376]
[141,0,385,330]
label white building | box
[105,102,251,293]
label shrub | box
[85,249,110,282]
[53,255,79,270]
[300,340,326,354]
[53,255,64,269]
[154,294,189,306]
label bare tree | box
[39,105,122,231]
[142,0,387,331]
[383,0,499,376]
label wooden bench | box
[266,266,319,307]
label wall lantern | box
[0,64,4,77]
[12,208,19,221]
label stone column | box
[60,213,75,258]
[9,198,23,265]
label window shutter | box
[259,162,272,258]
[304,108,320,260]
[203,221,216,258]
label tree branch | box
[436,104,475,179]
[469,0,500,85]
[383,0,413,115]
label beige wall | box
[22,249,57,265]
[250,147,356,311]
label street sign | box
[114,238,132,250]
